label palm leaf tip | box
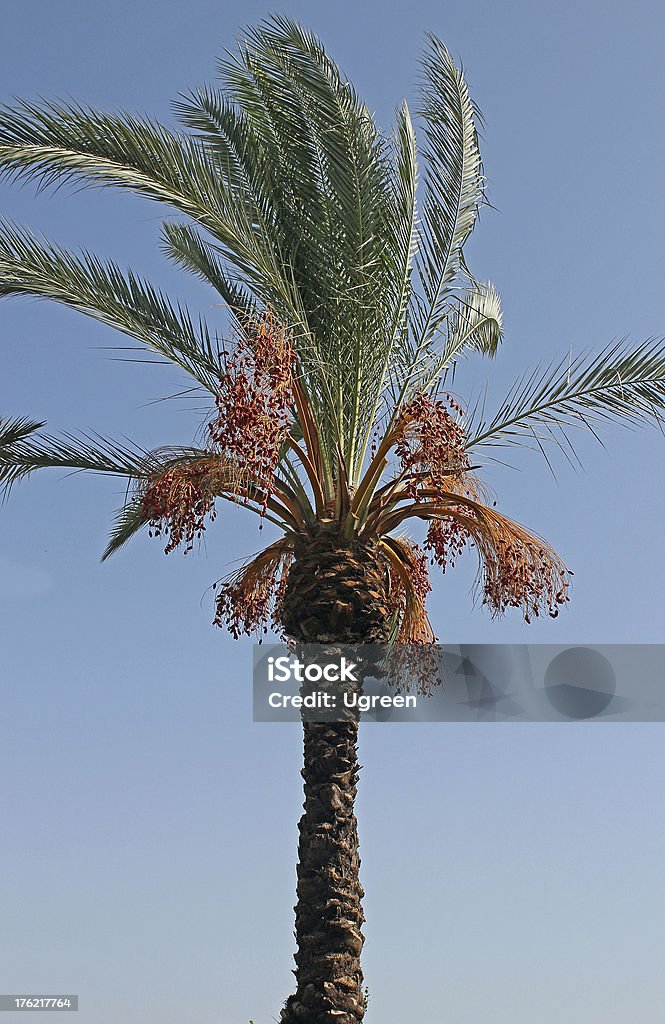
[0,416,46,498]
[0,415,45,448]
[102,494,149,561]
[452,281,503,357]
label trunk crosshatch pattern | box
[280,534,392,1024]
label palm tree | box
[1,16,664,1024]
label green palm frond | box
[408,34,485,362]
[174,86,318,329]
[368,102,419,435]
[0,97,235,228]
[102,493,149,560]
[232,16,389,263]
[388,100,419,330]
[467,339,665,454]
[443,282,503,362]
[160,220,258,329]
[0,430,146,497]
[1,419,305,538]
[0,219,223,389]
[0,425,281,551]
[0,426,206,496]
[0,415,44,448]
[0,97,307,325]
[173,85,284,226]
[204,27,351,341]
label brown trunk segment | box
[280,718,365,1024]
[280,532,391,1024]
[280,530,391,645]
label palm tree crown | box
[3,18,662,643]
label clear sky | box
[1,1,664,1022]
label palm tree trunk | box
[281,718,365,1024]
[279,531,391,1024]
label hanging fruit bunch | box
[141,311,296,551]
[208,309,295,514]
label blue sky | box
[1,2,664,1021]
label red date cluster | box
[425,515,471,574]
[143,463,217,555]
[395,393,475,574]
[208,311,295,516]
[395,392,471,496]
[142,311,296,553]
[213,550,292,638]
[481,536,570,624]
[394,392,570,623]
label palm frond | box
[0,426,210,496]
[0,429,148,496]
[387,101,419,334]
[0,424,295,547]
[442,281,503,362]
[403,281,503,397]
[173,85,282,227]
[160,220,258,329]
[467,338,665,455]
[363,101,419,456]
[0,414,44,447]
[214,16,420,477]
[0,98,236,229]
[0,219,223,390]
[0,98,308,326]
[407,34,485,365]
[102,493,148,560]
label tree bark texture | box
[281,718,365,1024]
[280,532,390,1024]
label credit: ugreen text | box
[267,692,417,710]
